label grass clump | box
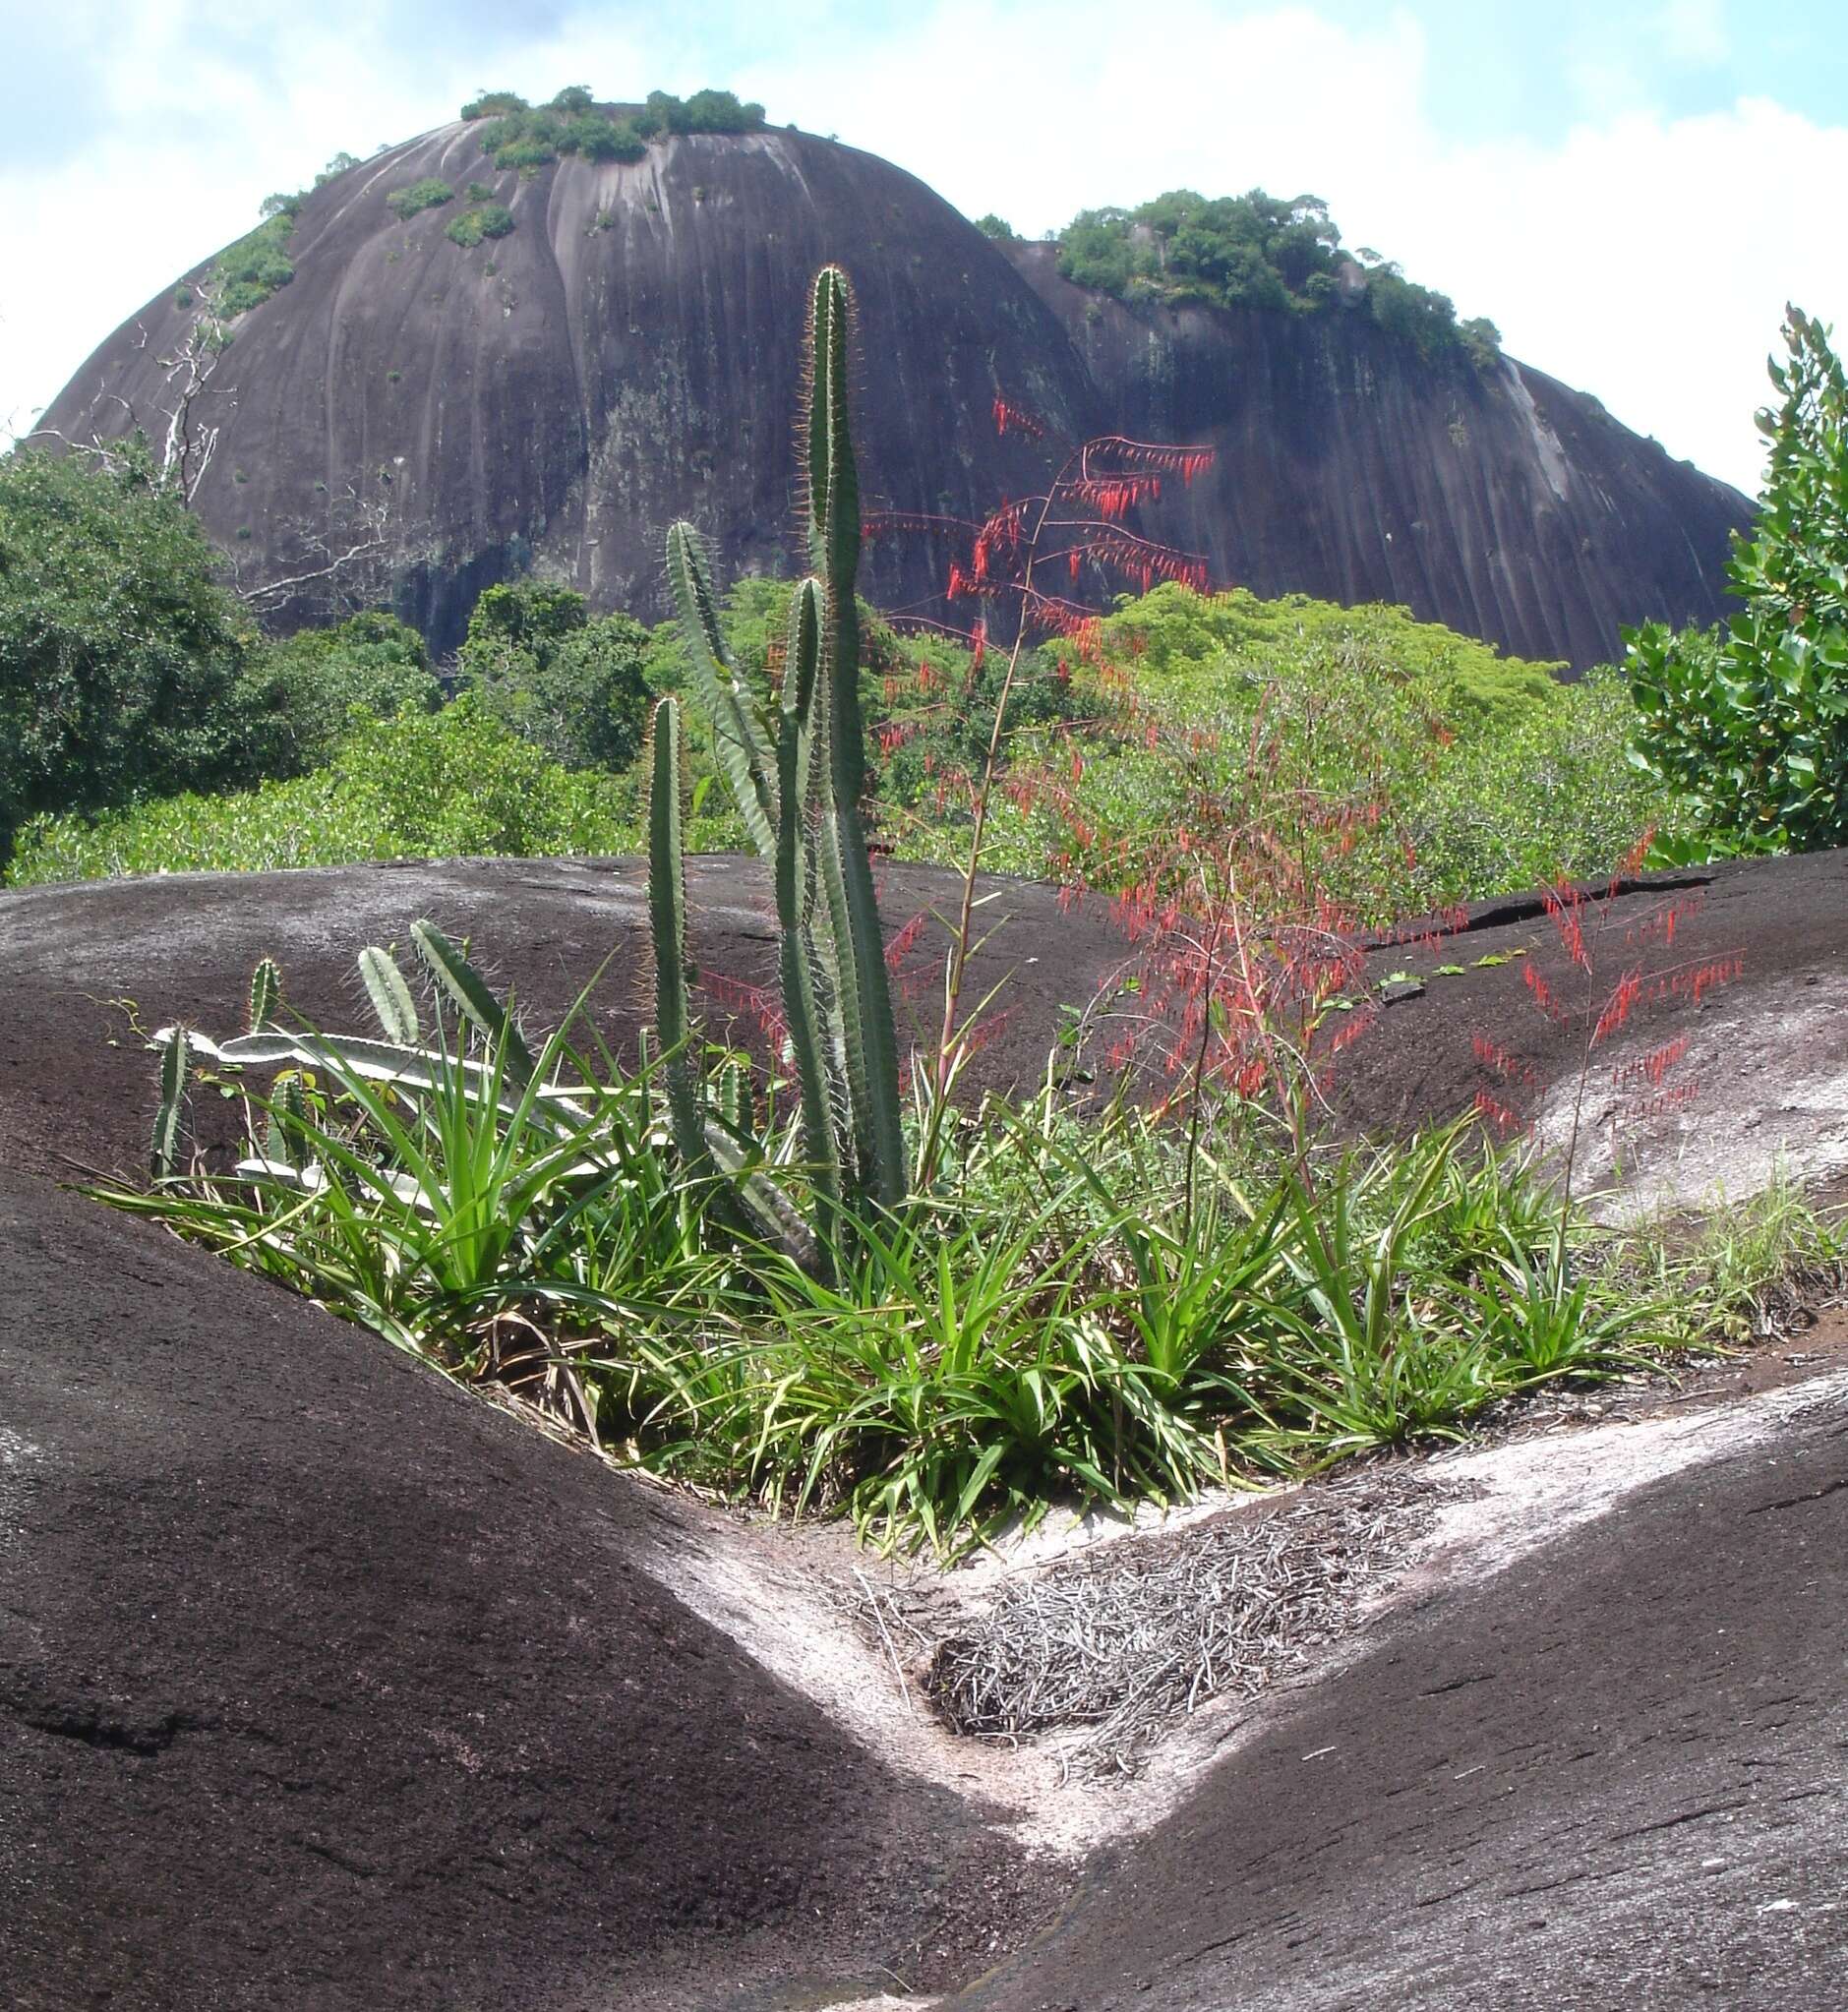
[114,976,1709,1559]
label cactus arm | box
[806,266,906,1214]
[151,1028,190,1179]
[776,578,842,1261]
[410,921,536,1084]
[646,696,713,1177]
[358,946,421,1045]
[665,522,777,861]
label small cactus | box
[265,1071,310,1169]
[247,958,282,1033]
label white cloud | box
[3,0,1842,497]
[734,0,1841,494]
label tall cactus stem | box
[151,1029,190,1179]
[776,576,843,1262]
[646,696,712,1176]
[805,266,906,1214]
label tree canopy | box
[0,448,255,859]
[1627,307,1848,854]
[1055,189,1498,365]
[456,578,652,772]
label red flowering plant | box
[862,405,1214,1132]
[1471,835,1743,1205]
[1057,711,1461,1213]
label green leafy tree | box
[1627,306,1848,853]
[457,579,651,770]
[231,612,439,779]
[0,449,254,860]
[461,89,529,120]
[1053,188,1488,359]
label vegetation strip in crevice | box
[919,1472,1447,1777]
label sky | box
[2,0,1844,495]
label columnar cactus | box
[651,266,906,1267]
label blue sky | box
[1312,0,1847,138]
[3,0,1845,493]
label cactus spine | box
[656,265,906,1263]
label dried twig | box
[924,1474,1442,1775]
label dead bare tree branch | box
[232,483,396,614]
[26,279,234,506]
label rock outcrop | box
[38,127,1751,668]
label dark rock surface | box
[39,122,1749,668]
[5,847,1847,1193]
[0,1168,1043,2012]
[6,850,1848,2009]
[962,1384,1848,2012]
[1003,242,1752,676]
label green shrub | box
[213,211,297,315]
[547,85,596,113]
[678,87,766,132]
[568,115,646,162]
[1627,307,1848,857]
[1054,189,1492,361]
[1461,316,1502,370]
[461,89,529,119]
[873,582,1666,919]
[493,137,557,173]
[464,180,497,202]
[0,450,255,863]
[386,177,454,220]
[642,88,766,135]
[446,204,516,248]
[974,213,1019,241]
[8,699,645,886]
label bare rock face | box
[40,121,1750,668]
[1000,243,1753,673]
